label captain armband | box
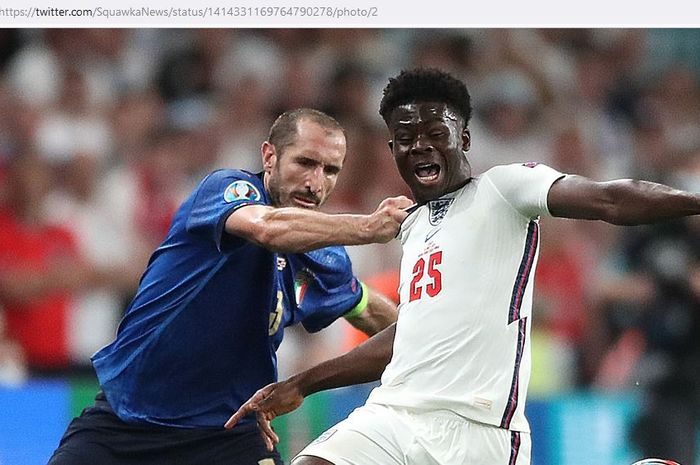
[344,282,369,320]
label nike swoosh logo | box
[425,228,441,242]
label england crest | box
[428,198,454,226]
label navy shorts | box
[47,393,283,465]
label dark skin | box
[225,101,700,464]
[388,102,472,204]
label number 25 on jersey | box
[409,251,443,301]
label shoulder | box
[196,169,265,202]
[479,162,565,218]
[201,169,263,188]
[482,162,548,177]
[481,162,560,186]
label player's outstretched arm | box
[225,196,413,253]
[344,287,398,336]
[224,323,397,448]
[548,175,700,225]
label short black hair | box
[379,68,472,126]
[268,108,344,153]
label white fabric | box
[366,163,564,433]
[296,403,531,465]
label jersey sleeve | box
[290,246,363,333]
[185,170,267,252]
[483,163,565,219]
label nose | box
[305,166,324,194]
[410,134,433,154]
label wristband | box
[344,282,369,319]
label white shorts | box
[294,403,531,465]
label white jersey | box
[367,163,565,433]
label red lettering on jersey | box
[409,251,443,302]
[426,251,443,297]
[410,258,425,301]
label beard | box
[266,168,323,209]
[266,175,285,207]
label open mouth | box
[414,162,441,183]
[292,195,319,208]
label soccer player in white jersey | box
[225,68,700,465]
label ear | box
[261,141,277,172]
[461,129,471,152]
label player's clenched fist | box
[365,195,414,243]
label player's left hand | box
[224,380,304,451]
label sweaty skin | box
[388,102,471,204]
[263,120,347,209]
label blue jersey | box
[92,169,363,428]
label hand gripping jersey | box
[367,163,565,432]
[92,169,363,428]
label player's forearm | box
[227,197,410,252]
[288,323,396,397]
[602,179,700,225]
[346,289,398,336]
[252,207,376,252]
[550,176,700,225]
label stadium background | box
[0,28,698,464]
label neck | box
[449,175,473,194]
[415,175,472,205]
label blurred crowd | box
[0,27,698,459]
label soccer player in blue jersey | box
[47,108,412,465]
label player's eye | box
[298,158,316,167]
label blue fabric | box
[92,169,362,428]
